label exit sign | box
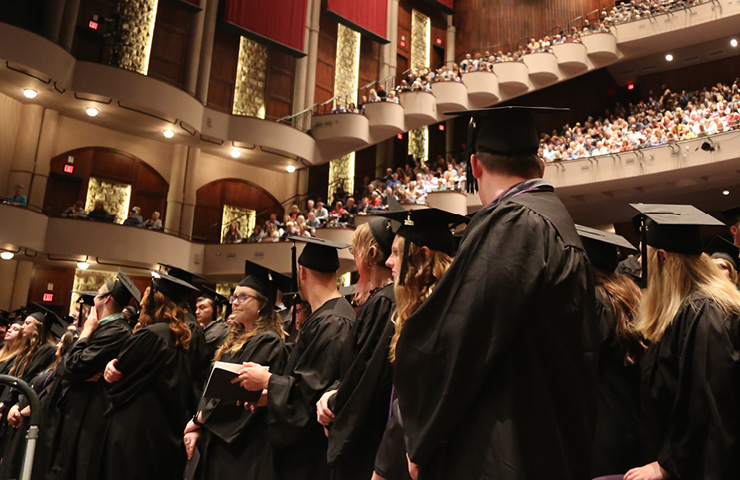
[64,164,74,173]
[43,293,54,302]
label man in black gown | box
[234,236,355,480]
[195,287,230,364]
[47,270,140,480]
[393,107,598,480]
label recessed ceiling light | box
[86,107,99,117]
[286,165,296,173]
[77,261,90,270]
[163,129,175,138]
[723,190,730,196]
[23,88,37,99]
[0,251,14,260]
[731,39,738,48]
[230,148,241,158]
[665,54,674,61]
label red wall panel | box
[326,0,389,43]
[223,0,308,56]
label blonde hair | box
[214,290,284,361]
[138,287,191,349]
[0,324,24,363]
[389,237,453,362]
[711,257,739,285]
[10,317,54,377]
[351,223,389,305]
[636,250,740,343]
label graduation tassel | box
[291,241,298,326]
[466,117,478,194]
[640,215,648,289]
[398,237,410,286]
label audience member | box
[122,206,143,227]
[143,211,162,230]
[62,200,88,219]
[4,184,28,207]
[87,201,114,222]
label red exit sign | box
[43,293,54,302]
[64,164,74,173]
[89,20,98,30]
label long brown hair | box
[636,249,740,343]
[0,323,24,363]
[138,287,191,349]
[10,317,55,376]
[214,290,283,361]
[352,223,391,306]
[594,269,645,364]
[389,237,453,362]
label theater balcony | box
[400,91,439,130]
[364,101,406,140]
[463,71,500,107]
[431,81,469,113]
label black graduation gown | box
[394,179,598,480]
[326,284,395,480]
[185,311,208,400]
[45,316,133,480]
[194,330,287,480]
[374,395,412,480]
[640,293,740,479]
[590,291,643,477]
[267,297,355,480]
[202,319,229,365]
[100,321,196,480]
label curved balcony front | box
[364,101,406,140]
[462,71,500,108]
[552,42,589,73]
[0,23,75,88]
[492,62,530,95]
[311,113,370,160]
[522,52,560,83]
[400,91,438,130]
[581,33,618,62]
[426,191,468,216]
[431,81,469,113]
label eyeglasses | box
[230,293,259,304]
[348,246,354,255]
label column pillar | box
[59,0,82,50]
[165,144,188,235]
[195,0,219,103]
[446,14,455,69]
[179,147,200,238]
[28,109,60,210]
[388,0,399,79]
[0,260,19,311]
[303,0,321,115]
[183,0,207,95]
[445,119,455,160]
[375,139,392,178]
[292,0,312,118]
[7,104,43,200]
[10,261,33,311]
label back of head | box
[475,152,544,180]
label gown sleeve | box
[58,322,131,382]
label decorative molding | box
[232,37,268,118]
[408,126,429,166]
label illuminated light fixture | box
[665,53,674,61]
[286,165,296,173]
[151,271,161,279]
[163,129,175,138]
[723,190,730,196]
[86,107,99,117]
[732,39,738,48]
[230,148,241,158]
[23,88,38,99]
[0,251,14,260]
[77,261,90,270]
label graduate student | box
[625,204,740,480]
[46,271,140,480]
[70,290,96,330]
[100,271,199,480]
[184,266,288,480]
[195,287,231,363]
[393,106,598,479]
[234,236,355,480]
[576,225,645,477]
[315,218,398,480]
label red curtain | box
[326,0,388,43]
[223,0,308,56]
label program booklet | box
[203,361,268,402]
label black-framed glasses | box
[230,293,259,305]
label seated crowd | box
[60,200,163,230]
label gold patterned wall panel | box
[328,152,355,202]
[411,9,431,73]
[337,272,351,289]
[232,37,268,118]
[216,283,237,299]
[408,126,429,166]
[221,204,256,243]
[69,269,117,315]
[114,0,159,74]
[333,24,361,108]
[85,177,132,224]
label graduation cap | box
[10,307,28,322]
[367,217,399,265]
[199,286,229,308]
[28,302,68,339]
[0,311,9,328]
[575,225,636,272]
[103,269,142,307]
[158,263,208,286]
[149,270,200,306]
[289,236,350,274]
[630,203,724,285]
[705,236,740,271]
[377,207,470,285]
[721,205,740,227]
[443,106,569,193]
[238,261,292,309]
[72,290,97,307]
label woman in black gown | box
[183,270,287,480]
[100,271,198,480]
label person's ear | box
[421,246,431,260]
[656,249,668,267]
[731,225,738,238]
[470,154,484,179]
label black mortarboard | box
[28,303,67,339]
[0,311,9,328]
[244,260,293,294]
[238,268,280,308]
[10,307,28,322]
[576,225,636,272]
[104,269,142,307]
[444,106,568,193]
[377,208,470,285]
[199,286,229,307]
[721,205,740,227]
[150,271,199,304]
[159,263,208,286]
[705,236,740,271]
[367,217,398,265]
[72,290,97,307]
[290,236,350,273]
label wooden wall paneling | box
[28,266,76,316]
[44,174,84,215]
[207,27,240,112]
[134,163,169,195]
[72,0,117,62]
[353,144,377,193]
[637,54,740,99]
[307,163,330,203]
[265,49,296,119]
[148,0,191,89]
[315,14,338,106]
[91,149,137,183]
[428,123,445,164]
[359,36,381,88]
